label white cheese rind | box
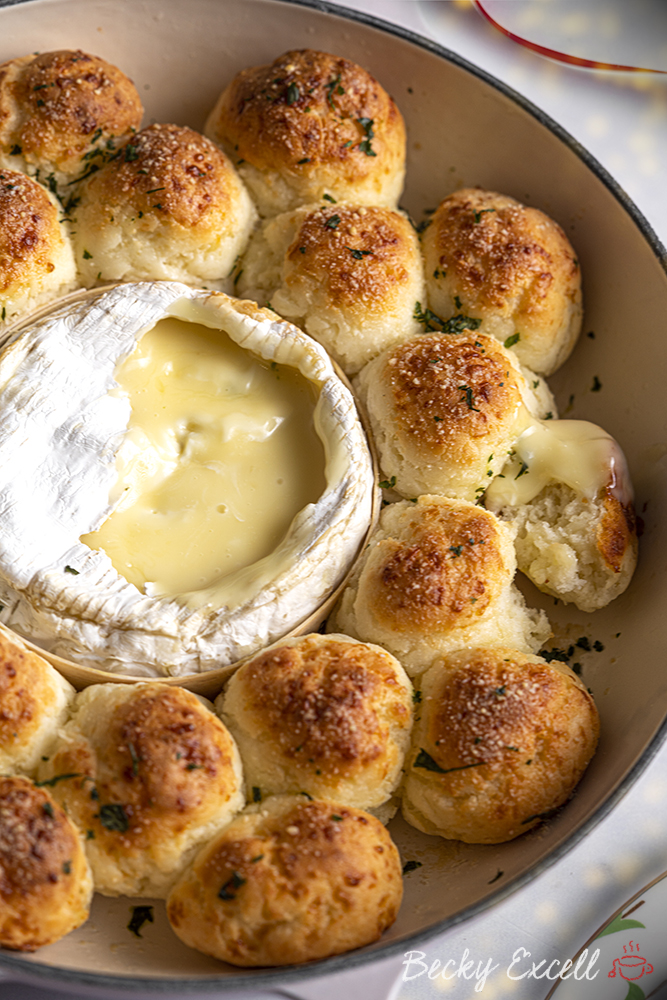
[0,283,374,676]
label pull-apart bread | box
[217,633,413,818]
[238,202,425,375]
[37,683,244,898]
[167,794,403,966]
[205,49,406,217]
[402,648,599,843]
[73,123,256,288]
[0,775,93,951]
[0,49,143,191]
[0,623,74,776]
[356,330,553,502]
[329,495,550,676]
[422,188,582,375]
[0,168,76,325]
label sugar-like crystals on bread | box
[402,647,600,843]
[205,49,406,217]
[166,794,403,966]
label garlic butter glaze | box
[0,283,374,676]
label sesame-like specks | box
[286,825,300,836]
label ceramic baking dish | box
[0,0,666,994]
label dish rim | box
[0,0,666,990]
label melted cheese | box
[486,410,629,508]
[81,317,326,598]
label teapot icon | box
[608,942,653,981]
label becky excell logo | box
[402,947,600,992]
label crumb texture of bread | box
[401,647,599,843]
[422,188,582,375]
[329,496,550,676]
[73,123,256,287]
[0,775,93,950]
[205,49,406,217]
[356,331,553,501]
[36,682,245,898]
[0,50,143,188]
[238,203,425,374]
[0,169,76,324]
[0,624,75,775]
[166,794,403,966]
[217,633,413,811]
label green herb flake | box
[86,829,95,839]
[286,82,300,105]
[127,905,154,938]
[473,208,496,223]
[62,860,72,875]
[412,690,422,704]
[146,187,165,194]
[186,763,202,771]
[454,295,462,310]
[379,476,396,489]
[252,786,262,803]
[35,773,82,788]
[402,860,423,875]
[297,157,310,165]
[504,333,520,349]
[449,545,463,557]
[128,742,140,777]
[331,814,343,821]
[9,144,22,155]
[324,74,344,109]
[218,871,246,901]
[345,246,373,260]
[488,869,504,884]
[64,565,80,575]
[514,461,529,479]
[593,640,605,652]
[494,685,506,698]
[82,250,93,260]
[97,803,129,833]
[356,116,376,156]
[251,854,264,863]
[124,144,139,162]
[324,214,341,229]
[322,193,336,203]
[42,801,54,818]
[591,375,602,392]
[458,385,480,412]
[413,749,484,775]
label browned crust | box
[209,49,405,183]
[79,123,237,228]
[384,331,523,453]
[0,170,61,291]
[364,501,506,629]
[597,487,637,573]
[284,204,417,311]
[237,637,410,774]
[0,50,142,171]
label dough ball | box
[166,794,402,966]
[402,647,599,843]
[356,331,554,501]
[0,169,76,325]
[205,49,406,217]
[422,189,582,375]
[0,775,93,950]
[0,624,75,776]
[238,202,425,375]
[329,496,550,676]
[36,682,244,898]
[0,49,143,190]
[72,123,256,286]
[216,633,413,817]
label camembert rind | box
[0,282,375,676]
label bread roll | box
[238,202,425,375]
[205,49,406,217]
[402,647,599,843]
[0,49,142,190]
[166,794,402,966]
[356,331,554,501]
[37,682,244,898]
[0,169,76,325]
[422,189,582,375]
[0,775,93,950]
[329,496,550,676]
[217,633,413,817]
[73,123,256,287]
[0,624,74,776]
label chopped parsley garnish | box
[124,144,139,162]
[402,860,423,875]
[64,565,79,574]
[413,749,484,775]
[322,193,336,203]
[86,829,95,840]
[379,476,396,489]
[9,144,21,155]
[356,117,376,156]
[488,869,504,884]
[494,685,506,698]
[286,82,300,105]
[127,905,154,938]
[576,636,591,651]
[82,250,93,260]
[97,803,129,833]
[449,545,463,557]
[218,871,246,900]
[454,295,462,310]
[473,208,496,223]
[324,214,341,229]
[128,742,140,777]
[331,814,343,821]
[345,246,373,259]
[296,157,310,165]
[591,375,602,392]
[252,786,262,802]
[324,74,345,109]
[35,773,82,788]
[515,461,529,479]
[504,333,520,349]
[146,187,165,194]
[458,385,480,412]
[251,854,264,863]
[593,640,605,652]
[412,690,422,704]
[185,763,202,771]
[62,860,72,875]
[42,802,54,818]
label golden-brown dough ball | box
[0,775,93,950]
[216,633,413,818]
[401,648,599,843]
[422,189,582,375]
[356,331,555,501]
[0,169,76,325]
[205,49,406,217]
[36,682,244,898]
[329,496,549,676]
[0,50,143,189]
[0,624,75,776]
[72,123,256,287]
[166,795,402,966]
[238,203,425,375]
